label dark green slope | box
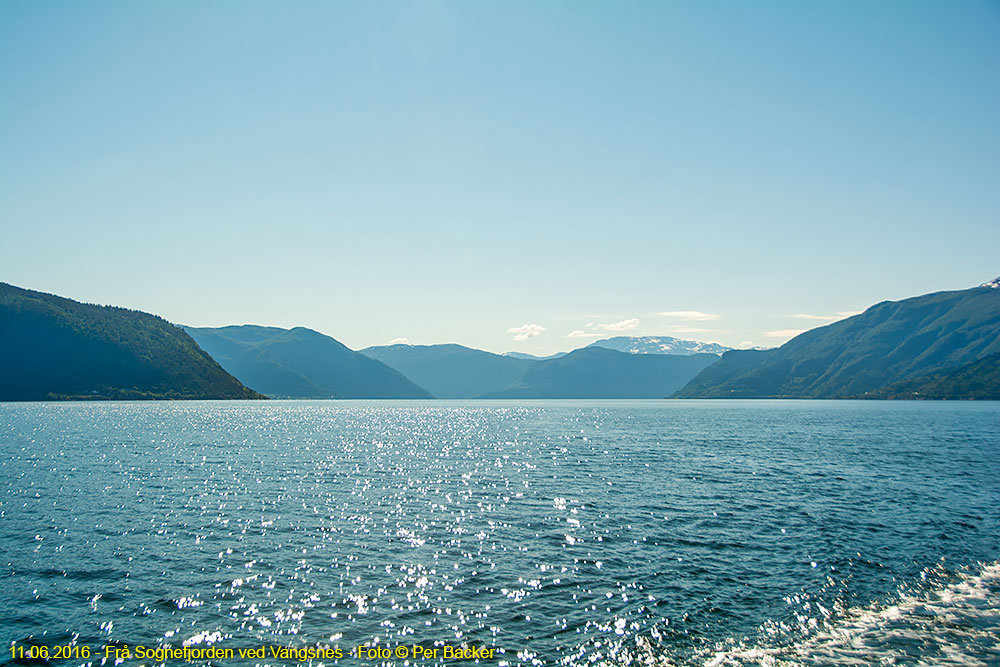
[186,326,432,398]
[360,344,535,398]
[675,284,1000,398]
[483,347,719,398]
[0,283,261,400]
[873,351,1000,400]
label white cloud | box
[389,337,410,345]
[667,326,712,334]
[792,310,863,321]
[791,314,839,321]
[660,310,720,321]
[737,341,756,349]
[766,329,807,339]
[598,318,639,332]
[580,318,641,333]
[567,330,602,338]
[508,324,545,341]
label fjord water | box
[2,400,998,665]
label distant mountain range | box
[3,280,997,401]
[482,347,718,398]
[504,351,567,361]
[360,343,533,398]
[0,283,260,400]
[503,336,733,359]
[675,280,1000,399]
[360,343,718,398]
[587,335,733,356]
[185,326,431,399]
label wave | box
[574,560,1000,666]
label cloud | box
[792,310,864,321]
[660,311,720,321]
[389,337,410,345]
[766,329,807,339]
[508,324,545,341]
[567,330,602,338]
[737,341,756,349]
[791,314,839,321]
[597,318,639,332]
[579,318,641,333]
[667,327,712,334]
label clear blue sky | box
[2,1,998,354]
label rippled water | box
[1,400,998,665]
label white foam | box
[699,561,1000,666]
[569,561,1000,666]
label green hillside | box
[675,284,1000,399]
[873,351,1000,400]
[0,283,262,400]
[186,325,433,398]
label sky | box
[2,1,998,355]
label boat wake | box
[574,560,1000,666]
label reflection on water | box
[1,400,998,665]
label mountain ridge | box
[674,283,1000,399]
[185,325,432,399]
[360,343,534,398]
[587,335,732,356]
[6,278,996,402]
[483,347,719,398]
[0,283,262,401]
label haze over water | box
[2,400,998,665]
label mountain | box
[360,343,534,398]
[185,326,432,399]
[587,335,732,356]
[873,351,1000,400]
[504,351,567,361]
[675,282,1000,399]
[503,336,733,361]
[483,347,719,398]
[0,283,261,400]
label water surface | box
[2,400,998,665]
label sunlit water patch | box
[1,400,998,665]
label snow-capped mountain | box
[981,277,1000,289]
[586,336,732,356]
